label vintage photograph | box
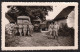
[1,2,78,50]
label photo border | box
[1,2,79,51]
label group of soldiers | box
[18,23,34,36]
[48,22,59,39]
[6,21,59,38]
[5,22,34,36]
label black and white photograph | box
[1,2,78,50]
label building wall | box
[55,19,67,28]
[54,10,74,29]
[67,10,74,28]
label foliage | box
[7,6,53,22]
[5,23,19,47]
[58,23,74,37]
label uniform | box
[29,24,34,36]
[19,25,23,36]
[54,23,59,38]
[48,24,54,36]
[23,25,27,36]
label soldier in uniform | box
[23,25,27,36]
[29,24,34,36]
[14,23,19,35]
[48,22,54,36]
[19,25,23,36]
[54,22,59,39]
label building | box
[53,6,74,28]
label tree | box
[6,6,53,22]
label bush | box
[5,23,19,47]
[58,24,74,37]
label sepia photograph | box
[1,2,78,50]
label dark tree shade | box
[6,6,53,22]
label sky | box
[46,5,67,20]
[5,5,74,28]
[46,6,74,28]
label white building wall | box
[67,10,74,28]
[55,19,67,28]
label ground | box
[8,31,74,47]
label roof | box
[53,6,74,21]
[17,16,30,21]
[33,19,41,21]
[17,16,30,19]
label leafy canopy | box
[7,6,53,22]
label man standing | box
[48,22,54,36]
[23,25,27,36]
[54,22,59,39]
[29,24,34,36]
[19,25,23,36]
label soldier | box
[14,23,19,35]
[48,22,54,36]
[29,24,34,36]
[19,25,23,36]
[23,25,27,36]
[54,22,59,39]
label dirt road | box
[14,32,74,47]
